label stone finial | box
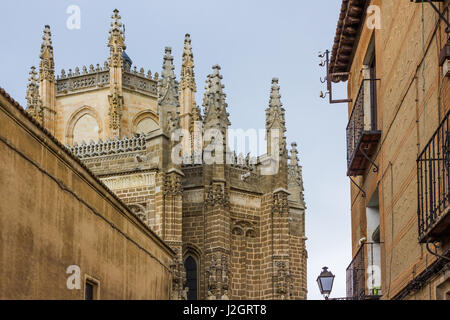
[269,78,282,109]
[181,33,196,91]
[266,77,287,158]
[26,66,43,123]
[203,65,230,131]
[108,9,126,68]
[82,66,88,75]
[158,47,180,134]
[290,142,299,166]
[40,25,53,56]
[39,25,55,82]
[266,77,286,131]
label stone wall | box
[0,90,174,299]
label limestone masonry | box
[22,9,307,300]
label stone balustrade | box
[56,62,158,96]
[69,135,147,159]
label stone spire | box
[266,78,287,158]
[290,142,299,166]
[26,66,43,124]
[288,142,305,206]
[38,25,56,134]
[179,34,198,157]
[108,9,126,68]
[158,47,180,135]
[180,34,196,92]
[107,9,125,138]
[39,25,55,82]
[203,65,230,134]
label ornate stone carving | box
[26,66,44,124]
[108,9,126,68]
[170,250,187,300]
[39,25,55,83]
[70,135,146,159]
[266,78,288,158]
[164,174,183,196]
[206,254,230,298]
[108,83,124,131]
[101,172,156,191]
[202,65,230,136]
[273,261,293,300]
[231,219,258,238]
[158,47,180,135]
[205,183,230,208]
[181,34,196,92]
[129,204,148,224]
[272,191,289,214]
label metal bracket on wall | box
[359,144,379,173]
[318,50,353,104]
[349,177,366,198]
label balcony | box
[346,242,382,300]
[346,81,381,177]
[417,110,450,243]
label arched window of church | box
[135,117,158,134]
[184,256,198,300]
[73,114,99,145]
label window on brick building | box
[184,256,198,300]
[85,277,99,300]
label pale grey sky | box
[0,0,351,300]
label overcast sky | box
[0,0,351,300]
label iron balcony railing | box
[346,80,381,176]
[347,83,365,168]
[417,110,450,242]
[346,242,382,300]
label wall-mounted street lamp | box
[316,267,335,300]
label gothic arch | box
[183,244,202,301]
[65,106,103,145]
[132,110,159,135]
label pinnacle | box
[269,77,282,108]
[28,66,37,81]
[290,142,299,166]
[41,25,53,51]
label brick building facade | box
[24,10,307,300]
[326,0,450,300]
